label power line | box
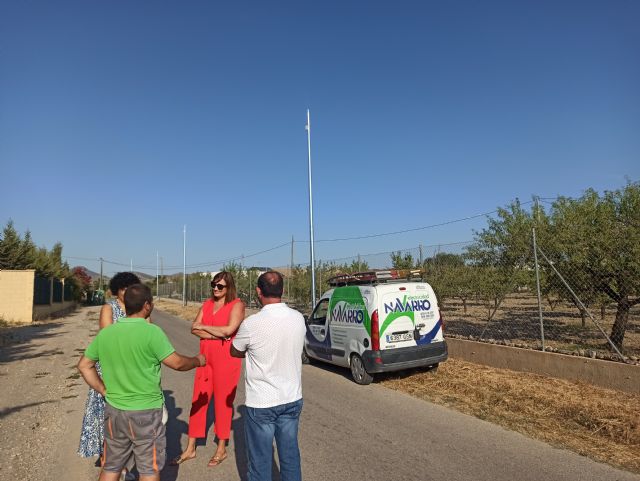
[63,201,533,272]
[297,205,532,243]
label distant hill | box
[74,267,108,283]
[134,271,154,281]
[73,267,152,283]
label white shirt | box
[233,302,306,408]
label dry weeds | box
[380,358,640,473]
[154,298,202,321]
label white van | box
[303,270,448,384]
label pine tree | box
[0,220,23,269]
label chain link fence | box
[425,239,638,363]
[151,236,638,363]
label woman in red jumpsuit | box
[171,271,245,467]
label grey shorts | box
[103,403,166,476]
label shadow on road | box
[304,357,440,384]
[0,322,65,364]
[161,390,188,481]
[0,400,58,419]
[303,360,353,382]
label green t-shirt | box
[85,318,175,410]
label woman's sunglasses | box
[211,282,227,290]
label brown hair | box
[211,271,237,304]
[124,284,153,316]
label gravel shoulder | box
[0,306,100,481]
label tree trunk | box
[610,299,630,350]
[601,305,606,321]
[462,298,467,314]
[580,308,586,328]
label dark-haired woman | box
[77,272,140,465]
[171,271,245,467]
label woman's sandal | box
[207,453,228,467]
[169,454,196,466]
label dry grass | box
[154,299,640,473]
[154,299,202,321]
[153,298,260,322]
[380,358,640,473]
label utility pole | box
[318,261,322,299]
[306,109,317,309]
[183,225,187,307]
[99,257,104,290]
[130,259,133,272]
[419,244,424,267]
[156,251,159,299]
[287,235,294,301]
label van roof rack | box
[327,269,423,287]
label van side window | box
[309,299,329,325]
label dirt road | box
[0,307,99,481]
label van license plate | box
[386,332,413,342]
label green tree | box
[423,253,466,309]
[469,184,640,350]
[342,258,370,273]
[390,251,415,269]
[0,220,22,268]
[548,184,640,349]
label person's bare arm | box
[99,304,114,330]
[77,356,106,396]
[193,302,246,338]
[162,352,206,371]
[190,307,218,339]
[230,344,246,358]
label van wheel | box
[350,354,374,385]
[301,347,311,365]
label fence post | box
[536,245,626,361]
[532,227,545,351]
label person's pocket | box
[104,415,114,439]
[128,410,161,439]
[282,399,303,419]
[248,406,277,424]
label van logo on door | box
[332,302,364,324]
[384,297,431,314]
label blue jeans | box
[244,399,303,481]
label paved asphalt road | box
[153,308,639,481]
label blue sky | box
[1,0,639,276]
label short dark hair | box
[109,272,141,295]
[124,284,153,315]
[257,271,284,298]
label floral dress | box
[77,299,125,458]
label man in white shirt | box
[231,271,306,481]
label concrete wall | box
[33,300,76,320]
[0,270,76,323]
[447,338,639,394]
[0,270,35,323]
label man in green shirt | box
[78,284,205,481]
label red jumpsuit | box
[188,298,242,441]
